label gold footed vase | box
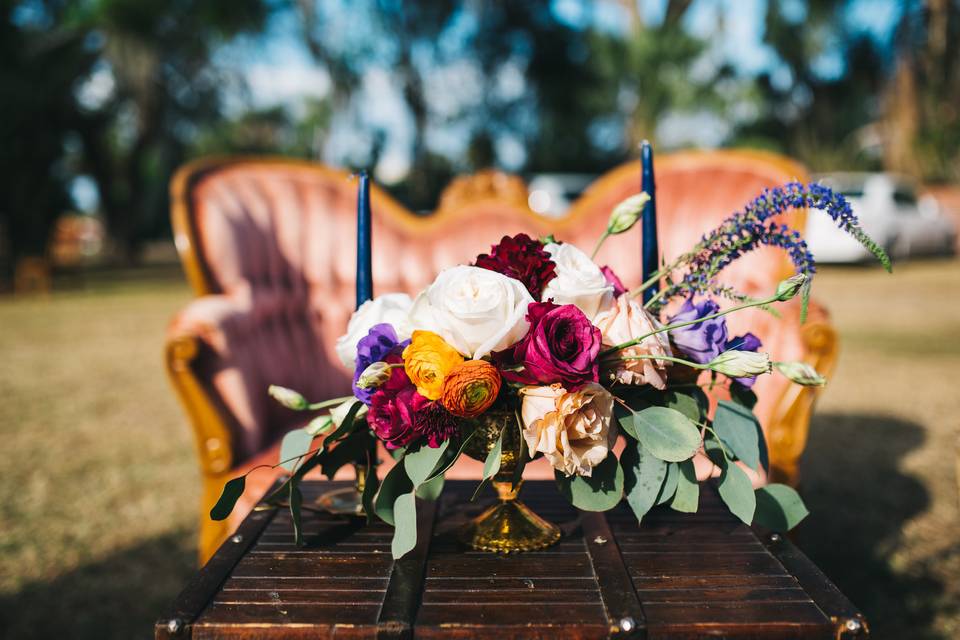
[458,408,561,553]
[315,464,367,515]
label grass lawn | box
[1,260,958,639]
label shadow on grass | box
[0,528,195,640]
[798,412,953,640]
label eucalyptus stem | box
[600,293,780,358]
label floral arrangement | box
[211,183,889,558]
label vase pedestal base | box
[458,480,561,553]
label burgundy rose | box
[368,385,419,450]
[500,301,601,388]
[474,233,556,298]
[600,265,627,297]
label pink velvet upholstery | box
[168,153,812,535]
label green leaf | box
[320,430,372,479]
[632,406,702,462]
[391,492,418,558]
[209,476,246,521]
[670,459,699,513]
[471,425,505,500]
[511,409,528,490]
[279,428,315,472]
[730,383,758,409]
[324,400,363,443]
[425,431,476,483]
[374,460,413,526]
[361,449,380,524]
[404,440,451,487]
[655,461,679,505]
[622,442,666,523]
[754,484,809,531]
[713,401,761,471]
[416,475,445,501]
[289,481,303,546]
[555,453,624,512]
[665,389,708,422]
[718,462,756,525]
[615,404,639,439]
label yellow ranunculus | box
[402,331,464,400]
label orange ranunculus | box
[402,330,464,400]
[440,360,502,417]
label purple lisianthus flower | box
[725,332,763,388]
[668,297,728,364]
[353,323,410,405]
[498,301,601,388]
[600,265,627,297]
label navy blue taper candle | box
[356,170,373,308]
[640,141,659,304]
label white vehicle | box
[807,173,957,263]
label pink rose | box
[593,295,671,389]
[499,302,601,389]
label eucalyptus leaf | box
[361,452,380,524]
[278,428,314,472]
[391,492,418,558]
[324,400,363,443]
[404,440,451,487]
[632,406,702,462]
[425,431,476,483]
[555,453,624,512]
[209,476,245,521]
[718,462,756,525]
[416,475,445,501]
[670,459,699,513]
[665,389,708,422]
[615,404,638,439]
[655,461,679,505]
[471,425,505,500]
[320,430,372,479]
[754,484,809,531]
[374,459,413,526]
[622,442,666,523]
[289,482,303,545]
[730,383,758,409]
[713,401,761,471]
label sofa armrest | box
[767,299,840,486]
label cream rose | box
[519,383,616,477]
[335,293,413,368]
[593,295,671,389]
[540,242,614,320]
[407,265,534,359]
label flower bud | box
[355,361,393,390]
[774,361,826,386]
[606,192,650,234]
[708,350,772,378]
[330,398,368,427]
[775,273,808,301]
[268,385,308,410]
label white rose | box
[407,265,534,359]
[334,293,413,368]
[541,242,614,320]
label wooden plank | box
[426,554,593,578]
[581,510,647,638]
[760,531,870,637]
[154,483,279,640]
[376,498,438,639]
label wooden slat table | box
[156,480,867,639]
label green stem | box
[307,395,355,410]
[591,230,611,259]
[609,354,708,369]
[642,287,667,310]
[600,293,780,358]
